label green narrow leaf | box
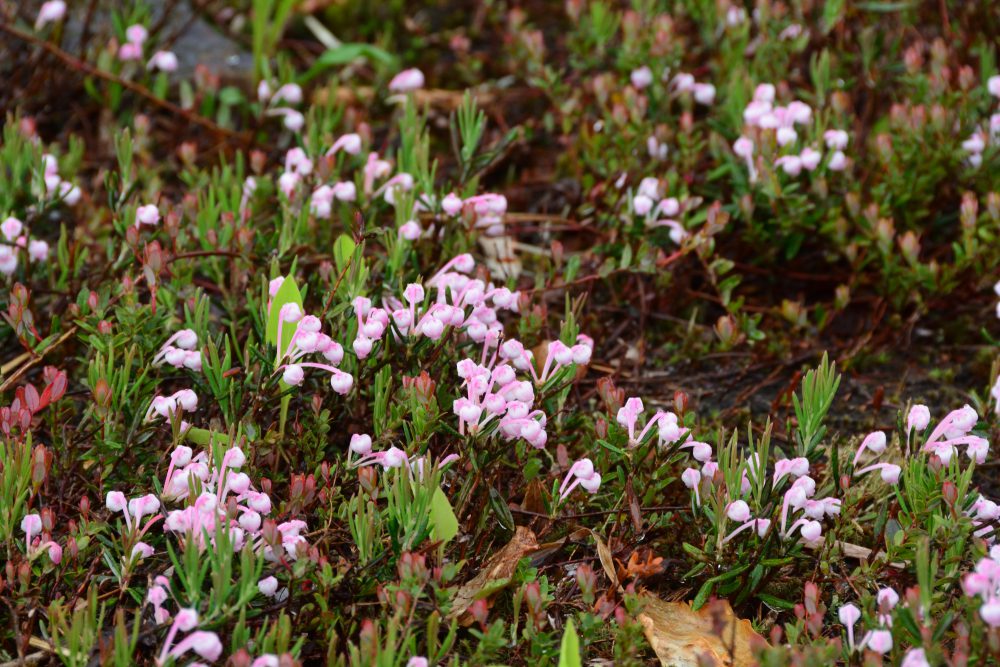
[298,43,397,84]
[757,593,796,610]
[691,579,714,610]
[265,275,304,355]
[332,234,356,273]
[265,275,304,435]
[558,618,582,667]
[185,428,230,447]
[429,487,459,544]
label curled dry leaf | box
[637,595,765,667]
[624,550,664,580]
[589,529,619,591]
[448,526,539,624]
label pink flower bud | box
[799,520,822,542]
[35,0,66,28]
[862,431,887,455]
[733,136,754,159]
[272,83,303,105]
[330,370,353,395]
[838,603,860,627]
[282,364,304,385]
[775,155,803,176]
[580,473,601,493]
[327,133,362,156]
[147,51,178,72]
[877,587,899,609]
[106,491,127,513]
[726,500,751,522]
[131,542,154,559]
[27,240,49,262]
[442,192,463,215]
[21,513,42,540]
[864,629,893,654]
[630,66,653,90]
[681,468,700,489]
[389,68,425,92]
[800,147,822,171]
[399,220,422,240]
[136,204,160,227]
[350,434,372,455]
[174,608,199,631]
[693,83,716,105]
[118,41,143,62]
[632,194,653,216]
[1,217,23,241]
[258,576,279,597]
[982,601,1000,627]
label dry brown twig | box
[0,20,249,143]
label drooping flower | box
[558,458,602,501]
[389,68,425,93]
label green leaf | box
[185,428,230,447]
[298,43,397,84]
[429,487,459,544]
[265,275,304,358]
[691,579,714,610]
[332,234,356,273]
[757,594,796,610]
[488,486,515,532]
[558,618,582,667]
[596,439,625,455]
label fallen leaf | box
[637,595,764,667]
[448,526,538,623]
[521,478,547,515]
[589,529,619,591]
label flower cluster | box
[1,216,50,276]
[734,84,848,182]
[161,444,309,561]
[260,81,305,132]
[104,490,161,570]
[270,299,353,395]
[615,397,686,449]
[144,388,198,422]
[629,177,690,243]
[961,76,1000,167]
[155,608,223,665]
[118,24,149,62]
[838,590,900,657]
[21,512,62,564]
[777,474,839,543]
[152,328,202,371]
[453,355,545,446]
[963,546,1000,627]
[852,431,901,484]
[913,404,988,464]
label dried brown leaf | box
[637,595,765,667]
[589,529,619,591]
[448,526,539,624]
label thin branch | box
[0,20,250,143]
